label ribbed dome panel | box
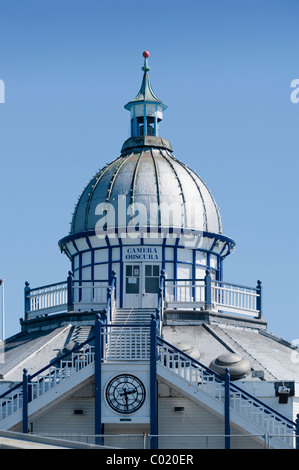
[70,147,223,235]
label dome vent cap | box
[173,342,200,361]
[209,353,250,380]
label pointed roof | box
[124,51,167,110]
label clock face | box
[105,374,146,414]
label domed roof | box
[70,137,223,236]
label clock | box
[105,374,146,414]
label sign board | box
[123,246,162,262]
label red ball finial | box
[143,51,150,58]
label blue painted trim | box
[120,244,123,308]
[162,240,166,271]
[296,414,299,449]
[59,228,236,255]
[150,315,158,449]
[154,105,158,135]
[205,270,212,308]
[72,240,80,253]
[78,252,82,302]
[207,252,210,271]
[85,237,93,250]
[108,246,112,280]
[192,250,196,304]
[225,368,231,449]
[95,315,103,442]
[132,107,137,137]
[67,272,73,311]
[210,239,218,252]
[24,282,30,318]
[144,104,147,136]
[91,250,95,284]
[256,280,262,318]
[22,369,29,433]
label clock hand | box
[120,388,136,396]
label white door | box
[123,263,160,308]
[143,263,160,308]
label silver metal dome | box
[209,353,251,380]
[70,137,223,236]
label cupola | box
[124,51,167,138]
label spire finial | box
[142,51,150,72]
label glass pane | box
[145,277,159,294]
[145,265,152,276]
[126,277,139,294]
[126,265,132,276]
[153,265,159,277]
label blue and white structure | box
[0,52,298,450]
[57,51,235,312]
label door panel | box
[123,263,160,308]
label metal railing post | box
[67,271,73,312]
[205,269,212,310]
[95,314,103,444]
[296,414,299,449]
[224,368,231,449]
[22,369,29,433]
[24,282,30,320]
[106,287,111,322]
[150,315,158,450]
[256,280,262,318]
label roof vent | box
[209,353,250,380]
[173,342,200,361]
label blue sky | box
[0,0,298,341]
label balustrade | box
[24,272,117,320]
[163,271,262,318]
[157,338,295,448]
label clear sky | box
[0,0,298,342]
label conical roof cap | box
[124,51,167,110]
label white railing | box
[164,278,261,318]
[102,325,151,361]
[212,281,259,316]
[37,432,298,449]
[164,279,205,307]
[31,344,95,399]
[157,339,295,448]
[25,279,111,319]
[0,393,23,421]
[27,282,68,317]
[72,281,109,310]
[0,344,95,423]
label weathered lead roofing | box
[69,139,223,236]
[1,320,298,385]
